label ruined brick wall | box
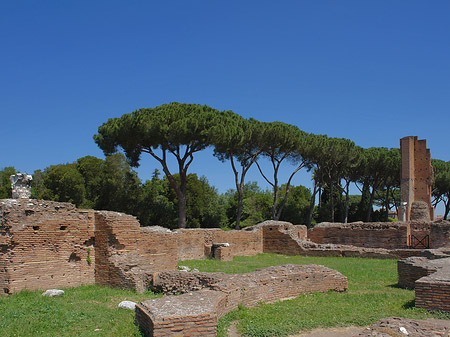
[415,270,450,312]
[94,212,178,292]
[256,220,307,254]
[151,271,229,294]
[308,222,409,249]
[136,264,348,337]
[174,229,208,260]
[175,228,263,261]
[0,199,95,294]
[430,221,450,248]
[223,264,347,311]
[397,257,440,289]
[0,234,10,295]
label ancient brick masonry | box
[397,249,450,312]
[400,136,434,221]
[308,221,449,250]
[0,199,95,294]
[94,212,179,292]
[259,220,422,259]
[136,264,348,337]
[308,222,409,249]
[3,201,445,295]
[0,199,268,294]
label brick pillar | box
[400,136,434,224]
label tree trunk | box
[330,181,335,222]
[338,183,344,222]
[445,198,450,220]
[236,185,244,229]
[366,186,376,222]
[272,184,279,220]
[177,192,187,228]
[384,186,390,221]
[230,154,244,230]
[344,182,350,223]
[307,181,318,228]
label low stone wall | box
[258,220,421,259]
[416,268,450,312]
[136,264,348,337]
[308,222,409,249]
[397,257,442,289]
[397,249,450,312]
[430,221,450,248]
[150,271,229,295]
[309,221,450,250]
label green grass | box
[0,285,161,337]
[2,254,449,336]
[181,253,450,337]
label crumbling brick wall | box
[430,221,450,248]
[136,264,348,337]
[94,212,178,292]
[175,228,263,261]
[307,221,450,250]
[397,257,441,289]
[415,269,450,312]
[0,199,96,294]
[308,222,409,249]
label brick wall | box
[0,199,95,294]
[94,212,178,292]
[2,199,446,295]
[258,221,307,254]
[136,264,348,337]
[397,257,440,289]
[430,222,450,248]
[308,222,409,249]
[415,269,450,311]
[175,228,263,261]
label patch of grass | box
[181,253,449,337]
[0,285,161,337]
[2,254,448,336]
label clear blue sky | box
[1,1,449,205]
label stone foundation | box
[136,264,348,337]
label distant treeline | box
[2,103,450,228]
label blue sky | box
[1,1,449,207]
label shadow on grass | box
[402,300,415,309]
[388,283,412,290]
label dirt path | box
[290,326,363,337]
[228,323,364,337]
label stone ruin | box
[2,199,450,335]
[400,136,434,222]
[137,264,347,336]
[398,247,450,312]
[9,173,32,199]
[0,137,448,335]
